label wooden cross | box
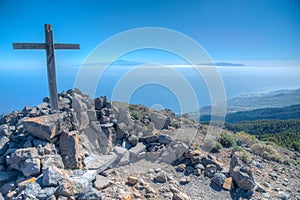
[13,24,80,111]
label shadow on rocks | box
[229,187,254,200]
[209,182,222,192]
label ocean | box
[1,64,299,114]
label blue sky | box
[0,0,300,113]
[0,0,300,68]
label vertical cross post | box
[45,24,59,111]
[13,24,80,111]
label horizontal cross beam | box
[13,43,80,50]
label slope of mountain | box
[200,88,300,114]
[200,104,300,123]
[225,104,300,123]
[226,88,300,112]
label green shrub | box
[170,120,180,128]
[218,133,236,148]
[131,111,142,120]
[241,151,250,164]
[211,141,223,152]
[292,142,300,152]
[231,145,244,153]
[236,131,258,147]
[284,158,298,166]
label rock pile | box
[1,89,298,199]
[0,89,193,199]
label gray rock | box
[36,187,56,200]
[94,96,107,110]
[141,135,159,144]
[78,188,102,200]
[194,164,205,171]
[129,142,146,160]
[43,143,57,155]
[0,125,11,137]
[173,191,191,200]
[73,111,89,130]
[0,136,9,154]
[154,172,168,183]
[119,151,130,165]
[269,172,278,180]
[0,182,16,195]
[99,123,114,128]
[252,160,262,169]
[82,170,98,182]
[84,154,117,172]
[10,148,41,177]
[230,154,256,191]
[42,166,64,187]
[41,154,64,169]
[72,94,88,112]
[186,166,194,174]
[23,182,42,199]
[113,105,131,125]
[80,125,111,156]
[115,123,128,140]
[201,156,223,171]
[160,141,188,164]
[0,171,18,182]
[127,135,139,146]
[56,177,92,197]
[158,134,171,145]
[94,175,111,190]
[87,110,98,121]
[22,113,67,141]
[113,146,128,157]
[59,130,82,169]
[149,111,169,130]
[263,182,271,188]
[255,183,266,193]
[204,164,217,178]
[176,164,186,172]
[278,191,289,200]
[212,173,226,188]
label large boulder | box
[22,113,69,141]
[10,148,41,177]
[83,154,117,172]
[73,111,89,130]
[113,104,131,125]
[0,136,9,154]
[160,141,189,164]
[56,177,92,197]
[229,154,256,191]
[42,166,65,187]
[149,111,170,130]
[59,130,83,169]
[0,171,18,182]
[41,154,64,169]
[79,124,111,156]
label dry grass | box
[251,143,282,162]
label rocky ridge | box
[0,89,299,200]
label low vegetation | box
[217,132,236,148]
[226,119,300,152]
[131,111,143,120]
[256,132,300,153]
[225,119,300,135]
[251,143,282,162]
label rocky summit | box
[0,88,299,200]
